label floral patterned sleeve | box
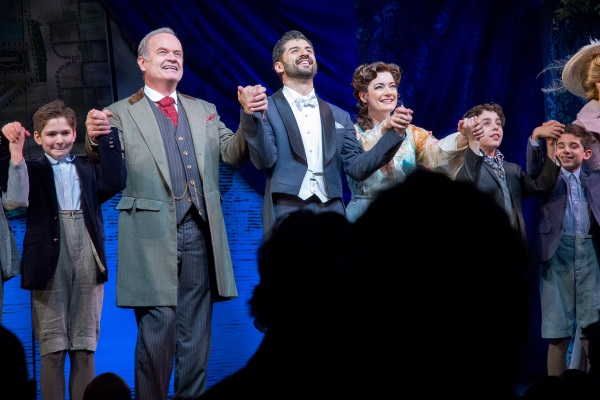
[413,126,467,179]
[355,124,383,152]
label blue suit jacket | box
[525,141,600,261]
[241,89,404,233]
[7,129,126,290]
[534,168,600,262]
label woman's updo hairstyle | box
[352,62,401,131]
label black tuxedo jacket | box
[241,89,404,233]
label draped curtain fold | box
[101,0,358,127]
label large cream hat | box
[562,39,600,99]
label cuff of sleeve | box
[439,132,462,151]
[529,137,541,146]
[88,135,99,146]
[10,159,25,168]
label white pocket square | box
[335,122,344,129]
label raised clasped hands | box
[2,121,30,164]
[383,105,413,136]
[237,84,267,114]
[86,109,114,144]
[458,117,484,154]
[457,117,484,142]
[532,119,564,147]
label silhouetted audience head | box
[249,209,350,332]
[201,210,352,399]
[350,169,529,398]
[523,376,573,399]
[560,368,597,399]
[83,372,131,400]
[585,318,600,394]
[0,325,36,399]
[523,373,597,399]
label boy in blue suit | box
[535,123,600,376]
[1,100,126,400]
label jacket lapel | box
[580,169,591,199]
[482,161,502,189]
[318,96,336,166]
[272,89,307,165]
[560,172,570,193]
[39,158,59,212]
[179,94,205,181]
[73,157,91,212]
[128,96,172,189]
[584,170,600,222]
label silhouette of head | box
[351,169,528,398]
[250,209,350,332]
[83,372,131,400]
[0,325,36,399]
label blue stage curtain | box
[101,0,357,197]
[355,0,545,160]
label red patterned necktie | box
[157,96,178,128]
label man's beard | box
[282,57,318,80]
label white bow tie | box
[294,94,317,111]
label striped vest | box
[148,96,206,223]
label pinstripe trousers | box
[134,208,213,400]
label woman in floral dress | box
[346,62,468,221]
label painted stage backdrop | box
[0,0,113,159]
[3,0,600,398]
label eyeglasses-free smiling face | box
[34,117,76,160]
[557,133,592,172]
[359,72,398,116]
[477,110,504,155]
[138,32,184,88]
[275,39,318,80]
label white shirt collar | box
[45,153,75,165]
[144,85,177,104]
[282,85,316,104]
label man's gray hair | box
[138,27,177,60]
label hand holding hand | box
[86,109,113,144]
[2,122,30,164]
[532,120,564,142]
[457,119,465,135]
[459,117,483,142]
[2,121,30,144]
[237,85,267,114]
[384,105,413,136]
[542,119,560,127]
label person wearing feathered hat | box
[560,39,600,169]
